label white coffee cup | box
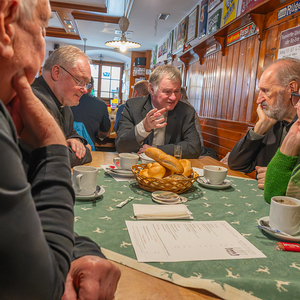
[269,196,300,235]
[203,165,228,185]
[73,166,98,196]
[113,153,139,170]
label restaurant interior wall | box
[181,2,300,163]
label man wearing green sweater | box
[265,95,300,202]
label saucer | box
[106,168,135,178]
[110,168,133,175]
[75,186,105,200]
[197,177,232,190]
[258,216,300,242]
[152,196,188,205]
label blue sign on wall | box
[278,0,300,20]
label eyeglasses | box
[59,65,92,89]
[291,92,300,106]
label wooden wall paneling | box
[204,55,212,117]
[211,52,220,118]
[207,53,215,117]
[213,52,222,118]
[232,38,247,121]
[202,56,210,117]
[226,42,240,119]
[193,63,202,113]
[216,53,227,119]
[221,45,234,119]
[246,35,260,123]
[199,62,206,117]
[238,37,252,122]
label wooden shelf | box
[177,0,294,65]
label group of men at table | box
[1,0,300,298]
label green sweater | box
[264,149,299,203]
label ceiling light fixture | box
[105,16,141,52]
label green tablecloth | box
[74,170,300,300]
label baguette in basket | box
[145,148,184,174]
[142,148,193,179]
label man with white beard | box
[228,57,300,189]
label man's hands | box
[67,139,88,159]
[280,105,300,156]
[61,255,121,300]
[256,166,267,190]
[138,144,153,154]
[7,69,66,149]
[253,104,277,135]
[143,108,167,132]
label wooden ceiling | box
[47,1,121,40]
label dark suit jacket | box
[31,76,92,168]
[115,95,201,158]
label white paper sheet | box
[126,220,266,262]
[133,204,193,220]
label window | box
[90,61,124,105]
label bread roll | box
[140,169,149,177]
[145,148,184,174]
[164,168,174,178]
[148,164,166,179]
[179,159,193,177]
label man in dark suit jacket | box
[115,65,201,158]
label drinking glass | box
[174,145,182,160]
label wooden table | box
[84,152,251,300]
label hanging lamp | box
[105,16,141,52]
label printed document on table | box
[126,220,266,262]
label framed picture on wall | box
[172,28,177,54]
[187,6,199,43]
[199,0,208,39]
[176,17,187,53]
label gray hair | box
[43,45,91,71]
[149,65,181,94]
[266,57,300,87]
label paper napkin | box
[133,204,193,220]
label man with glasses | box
[228,57,300,189]
[115,65,201,158]
[29,45,93,167]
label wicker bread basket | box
[131,164,199,194]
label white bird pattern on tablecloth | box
[224,203,233,207]
[98,216,111,220]
[204,212,213,217]
[203,202,210,207]
[256,266,270,274]
[247,209,258,213]
[276,281,289,292]
[290,262,300,270]
[107,207,116,211]
[93,227,105,234]
[230,221,240,225]
[74,216,81,222]
[81,207,92,211]
[120,241,131,248]
[111,198,122,202]
[226,211,234,215]
[245,203,252,206]
[225,269,240,278]
[241,233,252,237]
